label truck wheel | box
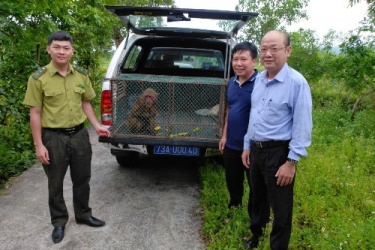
[115,152,140,167]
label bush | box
[0,122,34,186]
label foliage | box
[103,0,174,47]
[200,106,375,249]
[287,29,322,83]
[0,0,174,185]
[0,122,34,186]
[349,0,375,31]
[315,32,375,116]
[333,35,375,95]
[233,0,309,43]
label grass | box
[199,107,375,249]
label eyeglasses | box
[260,47,286,55]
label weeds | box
[200,107,375,249]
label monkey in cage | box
[128,88,158,135]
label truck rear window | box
[144,47,224,70]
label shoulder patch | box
[31,67,47,79]
[74,66,88,75]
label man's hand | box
[35,144,50,165]
[275,161,296,186]
[241,149,250,169]
[218,137,226,153]
[96,126,111,137]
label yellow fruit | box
[192,127,200,132]
[154,125,161,131]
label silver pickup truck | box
[99,6,258,166]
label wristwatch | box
[287,158,298,165]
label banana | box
[154,125,161,131]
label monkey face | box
[141,88,158,106]
[144,94,154,104]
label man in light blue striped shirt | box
[241,30,312,250]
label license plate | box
[153,145,200,156]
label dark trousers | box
[250,143,294,250]
[223,147,252,216]
[42,128,93,227]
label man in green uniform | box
[23,31,110,244]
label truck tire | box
[115,152,140,167]
[197,147,207,166]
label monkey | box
[128,88,158,135]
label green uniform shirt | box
[23,62,96,128]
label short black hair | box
[232,41,258,59]
[48,31,73,46]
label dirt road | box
[0,127,205,250]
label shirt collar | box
[235,69,259,85]
[274,63,288,83]
[47,61,74,76]
[261,63,289,83]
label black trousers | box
[250,143,294,250]
[42,128,93,227]
[223,146,252,216]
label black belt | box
[251,140,290,149]
[43,123,84,136]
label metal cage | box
[109,74,226,147]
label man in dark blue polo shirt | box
[219,42,260,215]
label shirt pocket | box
[73,87,85,101]
[44,89,64,107]
[264,101,290,125]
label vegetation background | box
[0,0,374,249]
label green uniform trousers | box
[42,127,92,227]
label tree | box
[287,29,321,82]
[233,0,309,44]
[325,1,375,116]
[0,0,175,125]
[332,35,375,117]
[104,0,174,47]
[0,0,175,183]
[349,0,375,26]
[348,0,375,46]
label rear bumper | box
[99,136,219,148]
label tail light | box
[101,90,112,126]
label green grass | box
[199,107,375,249]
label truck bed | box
[101,73,226,148]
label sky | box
[173,0,368,40]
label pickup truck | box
[99,6,258,166]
